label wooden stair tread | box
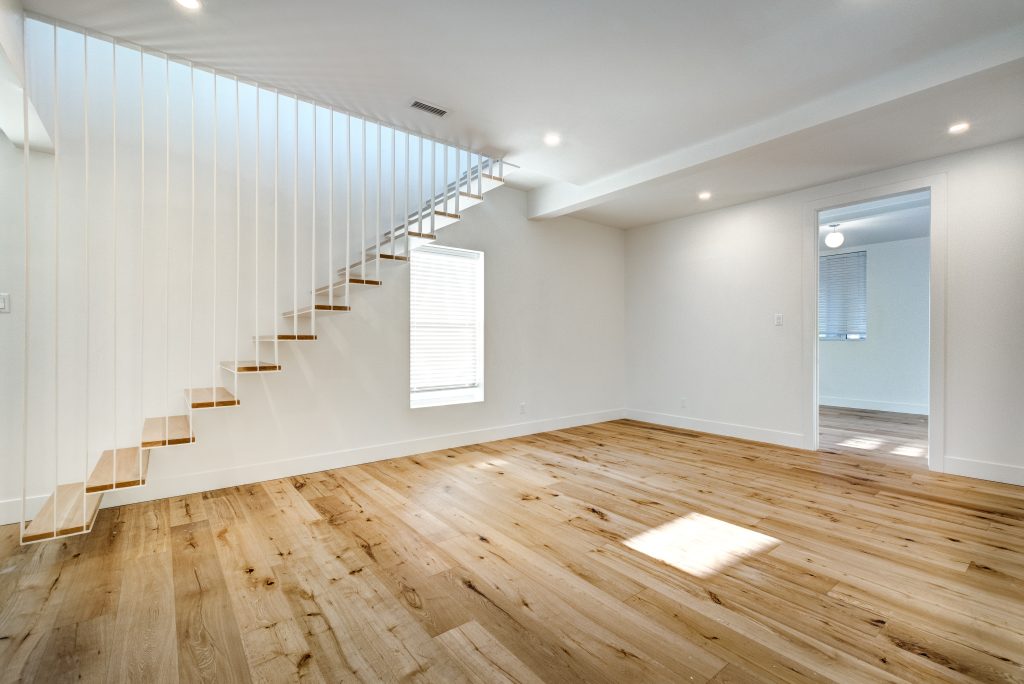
[188,386,240,409]
[405,231,437,240]
[220,361,283,373]
[141,415,195,448]
[281,304,351,317]
[255,334,317,341]
[86,448,150,493]
[314,278,381,295]
[23,483,103,543]
[337,256,407,277]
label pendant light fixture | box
[824,223,845,249]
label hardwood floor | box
[820,405,929,461]
[2,419,1022,683]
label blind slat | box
[411,246,484,394]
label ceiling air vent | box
[410,100,447,117]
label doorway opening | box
[816,189,930,463]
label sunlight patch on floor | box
[476,459,509,470]
[838,437,884,450]
[891,445,925,457]
[624,512,779,578]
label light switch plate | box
[774,313,784,326]
[0,293,9,313]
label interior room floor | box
[819,405,929,462]
[2,419,1021,683]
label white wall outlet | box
[774,313,784,326]
[0,293,9,313]
[679,398,687,409]
[519,402,527,415]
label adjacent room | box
[817,190,932,463]
[2,1,1023,682]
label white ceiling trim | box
[526,23,1024,220]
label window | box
[819,251,867,341]
[410,245,484,408]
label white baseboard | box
[819,396,928,415]
[623,409,805,448]
[0,494,49,530]
[944,457,1024,487]
[0,409,627,526]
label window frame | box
[409,244,485,409]
[818,250,868,342]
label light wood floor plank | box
[170,522,251,683]
[1,419,1022,682]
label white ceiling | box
[21,0,1024,228]
[818,190,930,250]
[571,59,1024,228]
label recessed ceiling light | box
[697,191,712,201]
[543,132,561,147]
[175,0,202,9]
[948,121,970,135]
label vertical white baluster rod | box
[52,24,60,536]
[443,143,448,215]
[375,122,381,282]
[273,90,279,364]
[292,95,298,335]
[83,32,90,512]
[390,127,395,263]
[163,56,171,468]
[418,136,423,235]
[187,62,195,429]
[254,88,260,366]
[404,132,409,258]
[360,119,366,280]
[212,70,218,401]
[20,17,30,541]
[233,76,241,394]
[454,145,460,215]
[327,109,334,309]
[429,140,435,234]
[139,48,146,448]
[111,42,119,498]
[310,103,317,335]
[345,115,351,308]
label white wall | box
[626,138,1024,485]
[0,177,627,522]
[0,0,23,81]
[819,237,930,414]
[2,19,630,525]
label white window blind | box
[819,250,867,341]
[410,245,484,408]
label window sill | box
[410,387,484,409]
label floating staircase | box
[21,158,503,545]
[17,18,509,544]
